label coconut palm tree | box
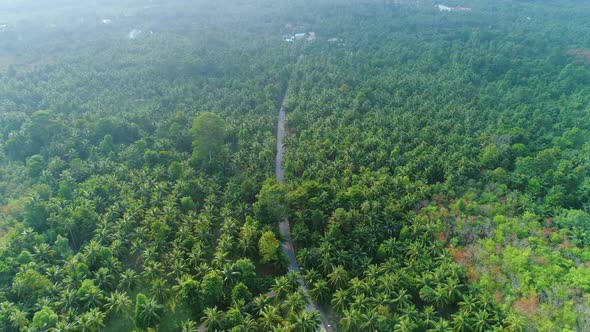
[339,308,362,332]
[421,305,437,329]
[258,305,281,331]
[393,288,412,310]
[8,307,29,331]
[310,279,331,304]
[327,265,349,290]
[251,294,270,312]
[57,288,78,312]
[201,306,224,331]
[240,315,258,331]
[458,294,477,314]
[348,278,366,297]
[271,276,292,300]
[79,308,106,332]
[81,284,103,310]
[118,269,137,291]
[150,277,170,303]
[181,319,199,332]
[471,310,492,332]
[104,290,131,317]
[94,267,115,291]
[282,290,307,315]
[331,289,349,313]
[451,311,467,332]
[360,308,379,332]
[428,318,451,332]
[290,310,321,332]
[394,315,418,332]
[503,311,526,332]
[138,297,164,330]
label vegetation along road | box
[276,71,332,332]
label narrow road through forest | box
[276,69,333,331]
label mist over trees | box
[0,0,589,331]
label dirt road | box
[275,73,333,332]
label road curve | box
[275,77,332,332]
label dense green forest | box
[0,0,589,331]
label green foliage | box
[0,0,589,330]
[555,209,590,245]
[11,269,53,305]
[191,112,226,166]
[31,306,58,331]
[258,231,280,264]
[231,282,252,303]
[201,271,224,307]
[254,180,288,225]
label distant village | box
[283,31,316,42]
[436,4,472,12]
[282,23,344,45]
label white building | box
[437,4,452,11]
[128,29,142,39]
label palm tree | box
[445,277,462,304]
[220,264,240,289]
[81,285,103,310]
[303,269,320,287]
[400,304,420,325]
[258,305,280,331]
[360,308,379,332]
[503,311,526,332]
[331,289,349,313]
[33,243,55,263]
[104,291,131,317]
[372,291,394,310]
[351,293,369,312]
[46,265,65,283]
[142,260,163,281]
[50,320,78,332]
[83,240,102,267]
[150,277,170,303]
[393,288,412,310]
[377,273,399,295]
[339,308,362,332]
[327,265,349,290]
[290,310,321,332]
[471,310,491,332]
[79,308,106,332]
[428,318,451,332]
[139,297,164,330]
[422,305,436,329]
[8,308,29,331]
[201,306,224,331]
[451,311,467,332]
[310,279,331,304]
[363,264,381,281]
[394,315,418,332]
[57,288,79,312]
[271,276,292,300]
[458,294,477,314]
[433,284,450,309]
[282,290,307,315]
[118,269,137,290]
[348,278,366,297]
[240,314,258,331]
[252,294,270,312]
[181,319,199,332]
[286,271,303,289]
[94,267,115,291]
[167,258,187,280]
[319,252,334,275]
